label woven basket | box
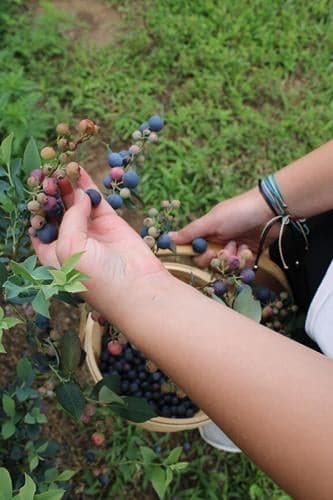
[80,245,290,432]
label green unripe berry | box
[148,226,160,238]
[280,291,288,300]
[143,217,154,227]
[119,187,131,199]
[40,146,56,160]
[148,207,158,217]
[27,200,41,213]
[37,193,48,204]
[143,235,155,248]
[210,258,220,269]
[132,130,142,141]
[171,199,181,208]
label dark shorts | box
[269,210,333,353]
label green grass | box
[1,0,333,497]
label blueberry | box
[138,371,147,380]
[85,188,102,208]
[140,227,149,238]
[191,237,208,254]
[103,175,112,189]
[255,286,271,302]
[124,350,134,362]
[121,381,129,393]
[240,268,256,284]
[84,450,96,463]
[213,280,227,297]
[177,404,186,417]
[106,193,123,209]
[129,382,139,393]
[182,442,191,452]
[123,170,139,189]
[139,122,149,133]
[119,150,130,165]
[35,314,50,331]
[108,152,123,167]
[114,361,123,372]
[185,408,195,418]
[148,115,164,132]
[144,391,152,399]
[98,473,110,486]
[36,223,58,243]
[128,370,137,380]
[154,444,162,453]
[156,233,172,249]
[152,371,161,382]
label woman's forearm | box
[110,272,333,499]
[275,140,333,218]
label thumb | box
[56,189,91,263]
[170,214,211,244]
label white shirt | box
[305,260,333,357]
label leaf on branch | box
[32,290,50,318]
[0,467,13,500]
[111,397,156,423]
[0,133,14,168]
[98,386,124,405]
[55,382,85,421]
[61,252,85,274]
[91,375,121,398]
[233,285,262,323]
[59,332,82,376]
[23,137,41,174]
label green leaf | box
[48,269,67,285]
[2,394,15,418]
[0,331,6,354]
[63,282,87,294]
[140,446,157,464]
[55,469,76,481]
[233,286,262,322]
[0,134,14,168]
[24,413,36,425]
[0,467,13,500]
[0,263,8,287]
[2,420,16,439]
[10,261,34,281]
[32,290,50,318]
[98,386,124,405]
[165,467,173,489]
[111,397,155,423]
[169,462,188,471]
[29,455,39,472]
[3,317,22,330]
[61,252,85,274]
[119,463,135,482]
[13,474,36,500]
[91,375,121,398]
[23,256,37,273]
[31,267,53,281]
[59,331,81,376]
[23,137,41,174]
[149,466,167,500]
[34,489,65,500]
[164,447,182,466]
[55,382,85,421]
[17,358,34,385]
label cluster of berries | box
[26,119,98,243]
[140,200,181,251]
[99,335,198,419]
[103,115,164,210]
[258,290,298,333]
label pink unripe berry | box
[43,177,58,196]
[40,147,56,160]
[262,305,273,319]
[53,169,65,180]
[30,169,44,182]
[36,193,48,204]
[84,404,96,417]
[119,188,131,199]
[68,141,76,151]
[28,227,37,237]
[27,200,41,213]
[43,196,57,212]
[91,432,105,447]
[59,153,70,163]
[107,341,123,356]
[110,167,124,181]
[129,144,140,155]
[42,164,54,175]
[30,215,46,229]
[57,138,68,150]
[56,122,70,135]
[143,217,154,227]
[228,255,240,270]
[161,200,170,208]
[81,414,90,424]
[78,119,96,135]
[148,132,158,143]
[27,176,40,187]
[66,161,80,181]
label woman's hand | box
[170,188,278,266]
[31,169,167,320]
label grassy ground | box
[1,0,333,497]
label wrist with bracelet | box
[255,174,309,270]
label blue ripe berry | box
[140,227,149,238]
[103,175,112,189]
[154,445,162,453]
[106,193,123,209]
[139,122,150,133]
[240,268,256,284]
[85,188,102,208]
[191,237,208,254]
[123,170,139,189]
[213,280,227,297]
[156,233,172,249]
[148,115,164,132]
[37,223,58,243]
[182,442,191,452]
[255,286,271,302]
[108,152,123,167]
[35,314,50,331]
[98,473,110,486]
[119,150,130,165]
[84,450,96,463]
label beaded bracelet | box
[255,175,309,270]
